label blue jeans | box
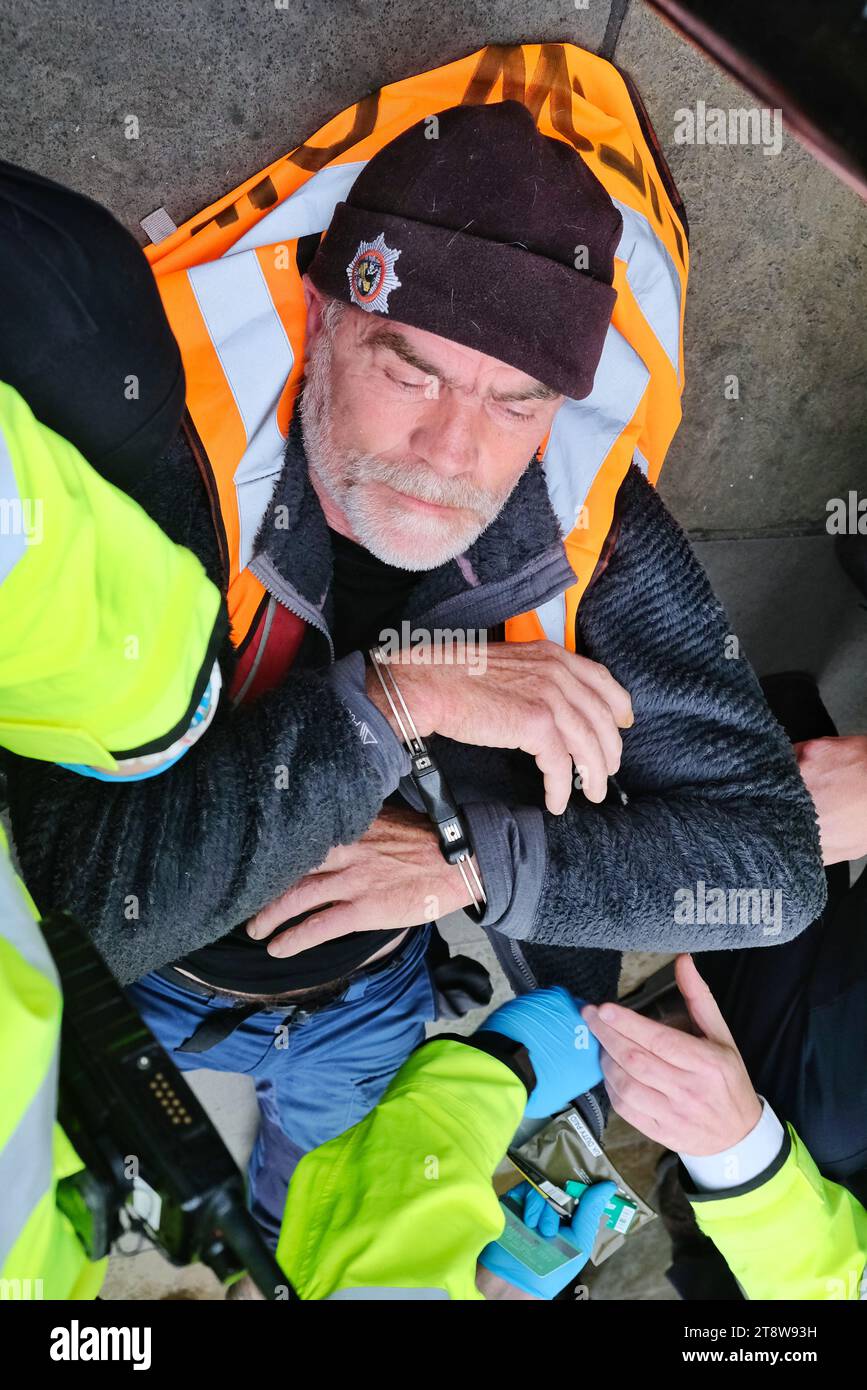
[126,926,436,1246]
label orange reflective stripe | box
[159,272,246,572]
[612,272,681,484]
[505,610,548,644]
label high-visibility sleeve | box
[276,1039,526,1300]
[0,380,225,772]
[690,1125,867,1300]
[0,829,105,1298]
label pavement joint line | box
[600,0,632,60]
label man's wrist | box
[365,653,437,739]
[365,664,403,736]
[325,652,411,790]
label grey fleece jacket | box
[6,417,826,993]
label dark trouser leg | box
[0,160,184,490]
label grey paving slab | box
[615,3,867,537]
[693,535,867,732]
[1,0,609,231]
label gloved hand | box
[476,986,602,1117]
[478,1179,617,1299]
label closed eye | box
[385,370,428,393]
[385,366,538,421]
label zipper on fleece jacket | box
[248,553,335,661]
[250,538,575,678]
[509,937,538,991]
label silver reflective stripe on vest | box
[0,849,58,986]
[534,327,648,645]
[614,197,683,375]
[187,257,294,569]
[0,853,59,1267]
[0,424,27,586]
[230,162,364,252]
[534,592,567,644]
[186,164,365,564]
[543,325,649,541]
[0,1045,57,1268]
[633,445,651,476]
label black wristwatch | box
[433,1031,537,1099]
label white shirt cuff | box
[678,1098,785,1193]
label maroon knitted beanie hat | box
[307,101,622,399]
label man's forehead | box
[356,312,560,401]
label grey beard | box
[299,338,516,570]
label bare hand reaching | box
[795,735,867,865]
[583,954,762,1156]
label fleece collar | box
[250,406,574,637]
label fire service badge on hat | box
[346,233,402,313]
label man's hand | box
[246,805,473,956]
[366,640,633,814]
[582,954,761,1155]
[794,735,867,865]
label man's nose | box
[408,393,478,478]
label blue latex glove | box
[479,1180,618,1299]
[476,986,602,1117]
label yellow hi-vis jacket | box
[277,1042,867,1301]
[0,833,105,1300]
[146,42,688,655]
[0,382,224,1297]
[0,381,225,776]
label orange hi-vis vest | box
[147,42,688,660]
